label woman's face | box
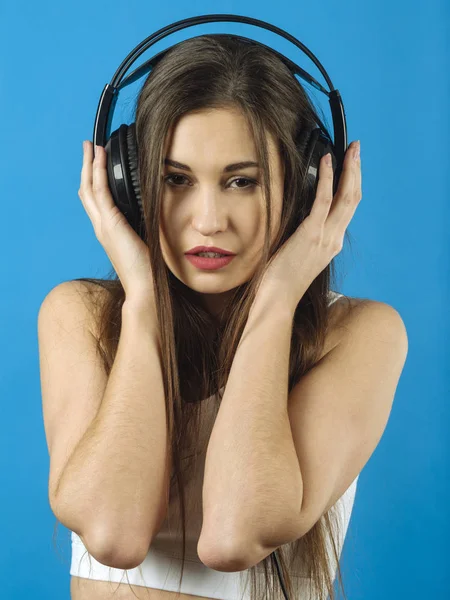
[159,107,285,318]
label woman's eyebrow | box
[163,158,260,172]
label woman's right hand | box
[78,141,155,305]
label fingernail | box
[353,141,360,162]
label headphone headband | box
[92,13,348,166]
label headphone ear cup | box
[104,122,146,240]
[125,122,143,212]
[303,127,340,200]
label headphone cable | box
[273,550,290,600]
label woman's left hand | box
[258,140,362,311]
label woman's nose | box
[191,195,228,235]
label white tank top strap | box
[328,290,343,306]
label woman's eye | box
[164,174,189,187]
[163,174,257,190]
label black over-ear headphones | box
[92,14,349,600]
[92,13,348,244]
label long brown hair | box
[57,34,357,599]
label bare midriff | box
[71,576,217,600]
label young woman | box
[38,34,408,600]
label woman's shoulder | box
[328,290,388,321]
[59,278,116,338]
[322,291,399,356]
[324,291,379,358]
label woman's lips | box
[185,254,236,270]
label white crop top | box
[70,290,359,599]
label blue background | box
[1,0,448,598]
